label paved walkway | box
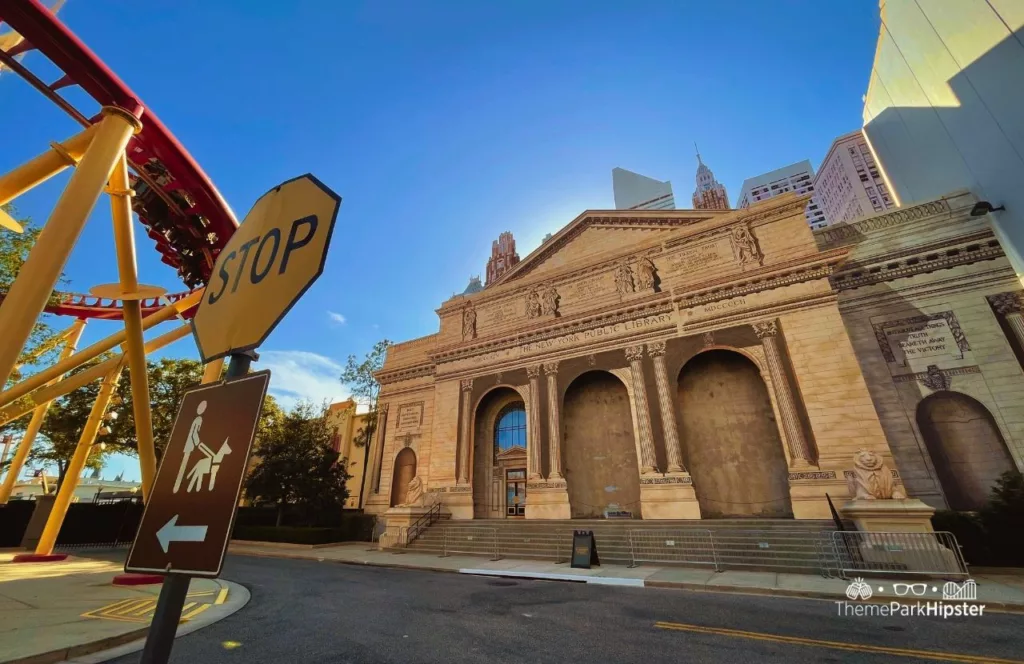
[0,552,247,664]
[229,540,1024,611]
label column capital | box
[526,365,542,379]
[543,361,559,375]
[753,320,778,339]
[460,378,473,392]
[377,401,389,415]
[989,292,1024,315]
[624,345,645,362]
[646,340,667,357]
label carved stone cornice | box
[815,199,951,246]
[988,291,1024,315]
[831,235,1002,290]
[752,321,778,339]
[376,363,435,386]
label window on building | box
[494,404,527,459]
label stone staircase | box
[396,519,845,575]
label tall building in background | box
[812,131,896,225]
[737,160,827,229]
[691,149,730,210]
[862,0,1024,276]
[485,231,520,286]
[612,167,675,210]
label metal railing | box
[442,527,499,560]
[406,501,442,545]
[628,529,718,569]
[830,531,969,579]
[709,529,835,575]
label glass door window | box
[506,469,526,517]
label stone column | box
[457,378,473,484]
[544,361,564,479]
[371,402,389,493]
[753,321,813,467]
[624,345,659,474]
[526,366,544,479]
[990,292,1024,350]
[646,341,685,473]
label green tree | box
[1,204,66,388]
[245,400,349,526]
[110,357,204,459]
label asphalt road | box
[110,555,1024,664]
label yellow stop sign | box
[191,174,341,362]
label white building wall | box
[737,160,827,229]
[862,0,1024,278]
[612,167,676,210]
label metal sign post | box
[138,351,259,664]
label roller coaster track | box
[0,289,198,320]
[0,0,237,294]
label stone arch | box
[562,370,642,518]
[473,387,526,518]
[678,349,793,518]
[389,447,417,507]
[916,391,1016,511]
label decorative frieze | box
[788,471,837,481]
[526,481,567,490]
[640,476,692,485]
[891,365,981,387]
[817,199,951,245]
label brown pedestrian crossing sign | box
[126,371,270,577]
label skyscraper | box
[812,131,896,225]
[611,167,676,210]
[485,231,520,286]
[737,160,827,229]
[691,148,730,210]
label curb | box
[3,580,252,664]
[231,548,1024,613]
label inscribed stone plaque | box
[570,275,611,300]
[396,402,424,429]
[483,300,521,326]
[666,236,733,273]
[872,312,969,367]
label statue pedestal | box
[840,499,935,533]
[639,476,701,520]
[379,505,446,549]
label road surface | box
[111,555,1024,663]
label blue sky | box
[1,0,881,480]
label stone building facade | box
[364,191,1024,522]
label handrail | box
[404,500,441,546]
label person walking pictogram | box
[173,400,207,493]
[172,399,232,493]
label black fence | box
[55,500,144,549]
[0,501,35,547]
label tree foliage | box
[245,400,349,526]
[1,205,66,387]
[340,339,390,449]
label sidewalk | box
[229,540,1024,612]
[0,552,248,664]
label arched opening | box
[473,388,528,518]
[916,391,1016,511]
[390,448,417,507]
[562,371,641,518]
[678,350,793,518]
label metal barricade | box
[628,529,718,570]
[442,527,499,560]
[831,530,968,579]
[708,529,834,575]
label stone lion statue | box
[401,475,425,507]
[847,449,906,500]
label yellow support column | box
[0,107,141,389]
[0,123,98,206]
[201,357,225,384]
[0,320,87,504]
[107,154,159,500]
[30,364,124,558]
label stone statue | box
[401,475,425,506]
[526,289,542,318]
[541,285,559,316]
[614,262,635,294]
[462,305,476,340]
[847,449,906,500]
[731,225,762,265]
[634,257,657,290]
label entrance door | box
[506,469,526,517]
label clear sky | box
[1,0,881,480]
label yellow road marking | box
[215,587,229,605]
[130,600,158,616]
[181,603,211,621]
[654,622,1024,664]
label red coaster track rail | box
[0,0,237,293]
